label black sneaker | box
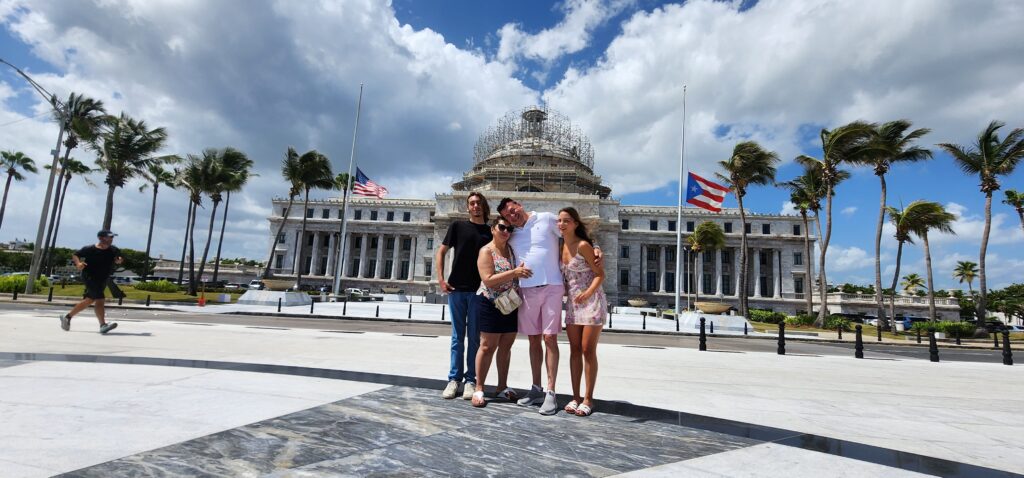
[99,322,118,334]
[60,314,70,331]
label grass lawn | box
[47,284,244,303]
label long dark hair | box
[558,207,592,245]
[468,192,490,222]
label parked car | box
[248,279,265,290]
[963,319,1006,333]
[900,317,929,330]
[224,283,241,290]
[1005,325,1024,334]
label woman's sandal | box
[575,404,593,417]
[564,400,579,414]
[497,387,518,402]
[471,390,486,408]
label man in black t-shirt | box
[59,229,124,334]
[435,192,493,400]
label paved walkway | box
[0,306,1021,477]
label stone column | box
[357,233,369,278]
[640,244,647,291]
[752,248,762,298]
[715,249,723,297]
[310,232,321,275]
[733,247,741,297]
[407,236,417,280]
[658,245,666,293]
[342,232,353,278]
[374,233,385,279]
[695,250,704,295]
[391,235,401,279]
[325,233,336,278]
[292,231,302,275]
[773,248,782,298]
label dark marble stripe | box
[4,351,1017,478]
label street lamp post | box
[0,58,68,294]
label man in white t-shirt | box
[497,198,601,415]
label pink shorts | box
[518,284,565,336]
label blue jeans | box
[447,291,480,383]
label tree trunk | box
[816,183,834,327]
[195,199,220,288]
[737,194,749,319]
[1017,208,1024,237]
[975,192,992,336]
[177,199,192,284]
[102,182,116,230]
[212,191,230,283]
[801,210,813,317]
[295,190,311,289]
[48,176,73,271]
[144,182,159,260]
[923,232,936,323]
[874,174,887,330]
[889,241,904,325]
[0,172,13,233]
[693,252,700,306]
[40,159,66,271]
[263,195,296,278]
[43,174,71,274]
[187,201,199,295]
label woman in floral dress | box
[556,207,606,416]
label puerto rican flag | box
[685,172,729,212]
[353,167,389,199]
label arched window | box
[517,185,543,192]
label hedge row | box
[0,275,50,293]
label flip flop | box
[575,404,593,417]
[564,400,579,414]
[471,390,486,408]
[497,387,518,402]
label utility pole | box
[0,58,67,294]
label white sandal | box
[471,390,486,407]
[497,387,518,402]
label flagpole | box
[333,84,363,296]
[675,85,687,315]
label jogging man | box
[59,229,123,334]
[436,192,492,399]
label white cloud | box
[841,206,857,216]
[497,0,631,64]
[928,201,1024,246]
[825,245,874,273]
[780,201,797,215]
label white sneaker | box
[462,382,476,400]
[539,391,558,415]
[517,385,545,406]
[442,380,460,399]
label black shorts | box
[476,296,518,334]
[83,278,108,300]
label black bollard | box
[277,298,282,313]
[777,322,786,355]
[699,317,707,351]
[837,325,843,340]
[1002,330,1013,366]
[710,321,715,334]
[955,329,961,346]
[12,290,17,300]
[310,300,315,314]
[118,296,123,306]
[146,295,151,307]
[642,312,647,330]
[744,322,748,335]
[441,304,446,321]
[342,299,347,315]
[408,303,412,319]
[375,305,380,317]
[994,332,1000,349]
[916,328,922,344]
[877,324,882,342]
[928,327,939,362]
[675,313,680,332]
[608,305,613,328]
[47,287,53,302]
[855,325,864,359]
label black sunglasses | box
[497,224,515,233]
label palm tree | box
[43,158,95,273]
[0,151,37,232]
[94,113,169,230]
[938,121,1024,333]
[716,141,779,319]
[847,120,932,329]
[1004,189,1024,236]
[907,202,956,322]
[174,156,209,293]
[139,163,179,266]
[885,201,920,323]
[953,260,979,296]
[191,149,235,294]
[778,166,823,316]
[175,166,195,286]
[901,273,925,295]
[292,150,336,288]
[263,147,303,279]
[211,148,254,284]
[687,221,725,306]
[328,172,356,277]
[797,121,878,326]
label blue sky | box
[1,0,1022,289]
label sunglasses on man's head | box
[497,224,515,233]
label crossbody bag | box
[492,246,522,315]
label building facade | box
[265,106,958,319]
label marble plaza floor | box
[0,306,1022,477]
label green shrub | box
[910,321,934,333]
[748,309,787,324]
[938,321,974,337]
[133,280,179,293]
[791,314,816,326]
[0,275,49,293]
[824,314,852,331]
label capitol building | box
[265,107,958,319]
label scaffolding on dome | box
[473,105,595,170]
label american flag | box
[353,167,389,198]
[685,172,729,212]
